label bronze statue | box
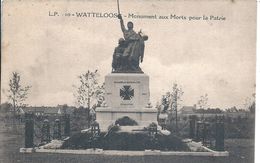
[112,38,127,72]
[112,14,148,73]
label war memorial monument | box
[96,14,158,131]
[16,1,230,158]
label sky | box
[1,0,256,109]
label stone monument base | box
[104,73,150,109]
[96,107,158,131]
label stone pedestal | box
[105,73,150,108]
[96,107,158,131]
[96,73,158,131]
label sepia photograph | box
[0,0,257,162]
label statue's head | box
[142,35,148,41]
[118,38,125,44]
[127,21,134,30]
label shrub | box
[115,116,138,126]
[107,124,120,133]
[61,131,189,151]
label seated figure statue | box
[112,38,127,72]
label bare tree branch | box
[7,72,31,115]
[73,70,104,109]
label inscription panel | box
[105,73,150,108]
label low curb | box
[19,148,229,157]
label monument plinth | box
[105,73,149,108]
[96,73,158,131]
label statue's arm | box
[118,14,126,32]
[120,19,126,32]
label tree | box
[95,83,105,108]
[226,106,238,113]
[197,94,209,110]
[248,101,255,114]
[73,70,104,109]
[160,93,170,112]
[0,102,12,113]
[7,72,31,116]
[245,93,255,114]
[170,83,184,132]
[169,83,184,112]
[162,83,184,132]
[197,94,209,120]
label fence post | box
[41,119,51,143]
[90,121,100,149]
[189,116,196,139]
[64,114,70,136]
[202,122,211,146]
[215,121,225,151]
[25,113,34,148]
[148,123,158,150]
[195,121,202,141]
[53,119,61,140]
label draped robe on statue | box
[120,19,145,72]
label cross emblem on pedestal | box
[120,85,134,100]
